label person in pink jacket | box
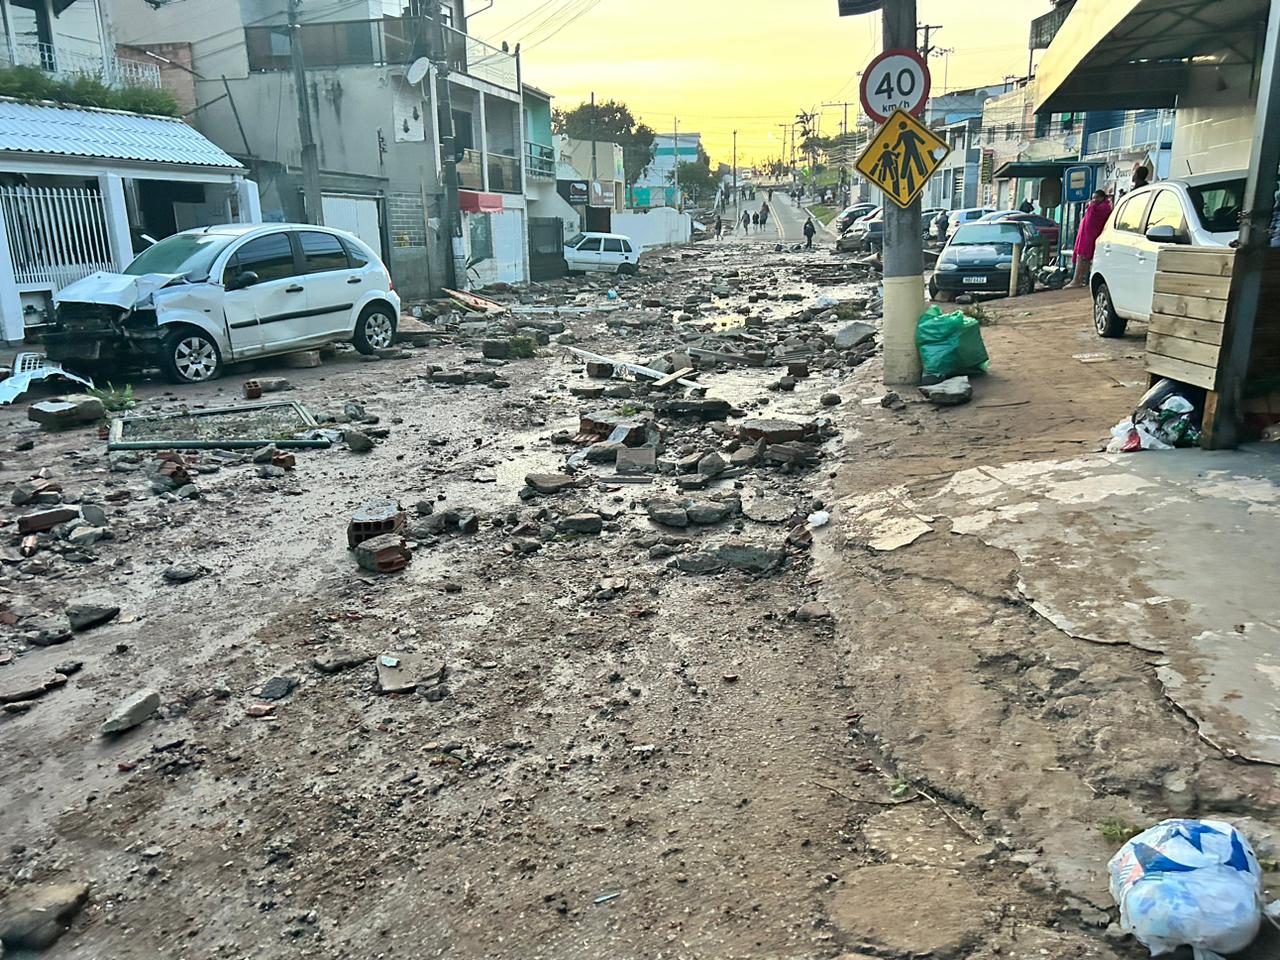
[1072,190,1113,287]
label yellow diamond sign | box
[856,108,951,209]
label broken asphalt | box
[1,235,1279,959]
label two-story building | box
[0,0,259,343]
[110,0,531,297]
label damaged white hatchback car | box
[44,224,401,384]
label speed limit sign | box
[860,48,931,123]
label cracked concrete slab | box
[828,864,986,957]
[917,447,1280,764]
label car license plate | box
[963,276,986,284]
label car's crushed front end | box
[42,273,218,372]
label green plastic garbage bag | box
[916,306,990,380]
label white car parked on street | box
[46,224,400,383]
[564,232,639,274]
[1090,171,1245,337]
[944,207,998,243]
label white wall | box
[1171,63,1255,176]
[612,207,692,251]
[463,208,526,286]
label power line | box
[525,0,602,49]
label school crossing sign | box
[855,108,951,209]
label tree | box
[553,99,656,185]
[670,161,719,206]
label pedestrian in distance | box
[768,188,774,202]
[742,210,751,234]
[1071,189,1113,288]
[714,215,723,240]
[1019,198,1035,214]
[803,217,816,250]
[933,209,950,243]
[752,211,760,231]
[1132,164,1151,191]
[759,204,770,231]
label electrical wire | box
[484,0,567,39]
[524,0,602,49]
[514,0,590,46]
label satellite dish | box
[406,58,430,86]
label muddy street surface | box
[2,234,1278,959]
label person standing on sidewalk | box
[1071,190,1113,287]
[803,217,816,250]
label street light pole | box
[881,0,924,385]
[732,129,738,214]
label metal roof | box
[0,98,243,171]
[1036,0,1269,113]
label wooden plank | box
[1156,248,1235,277]
[1153,272,1233,300]
[1146,352,1218,390]
[1147,331,1222,368]
[1148,315,1225,346]
[652,367,696,389]
[1150,292,1228,322]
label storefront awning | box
[458,190,503,213]
[1036,0,1269,114]
[992,160,1102,180]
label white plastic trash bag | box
[1109,819,1270,959]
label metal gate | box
[528,217,566,280]
[0,186,114,291]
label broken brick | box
[347,499,406,549]
[354,534,411,573]
[17,507,79,535]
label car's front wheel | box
[353,303,397,355]
[617,262,638,276]
[1092,280,1127,338]
[160,327,223,384]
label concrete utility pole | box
[590,91,598,189]
[882,0,924,385]
[430,0,461,290]
[732,129,738,212]
[672,117,680,208]
[288,0,323,224]
[917,23,942,58]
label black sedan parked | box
[928,221,1042,301]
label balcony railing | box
[457,148,484,191]
[525,141,554,179]
[1085,112,1176,158]
[245,17,518,92]
[442,25,518,92]
[247,17,432,71]
[487,153,521,193]
[0,42,162,88]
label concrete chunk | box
[0,881,90,949]
[100,688,161,735]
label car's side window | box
[300,231,350,274]
[1114,195,1151,234]
[621,240,634,254]
[603,239,624,253]
[578,237,602,252]
[1146,191,1188,240]
[341,237,371,268]
[232,233,297,283]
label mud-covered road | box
[3,232,1278,960]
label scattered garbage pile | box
[1109,378,1207,452]
[1109,819,1279,959]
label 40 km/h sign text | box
[860,48,931,123]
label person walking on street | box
[1071,190,1113,287]
[714,215,723,240]
[759,203,770,231]
[803,217,816,250]
[751,211,760,232]
[741,210,751,235]
[1019,198,1034,214]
